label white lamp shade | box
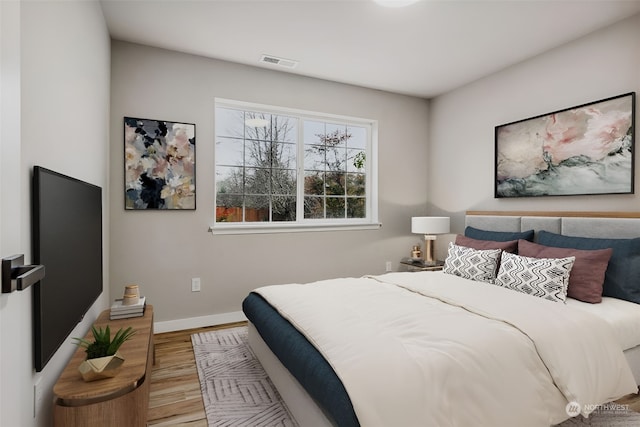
[411,217,450,235]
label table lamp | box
[411,216,450,266]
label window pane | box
[244,111,272,140]
[304,196,324,218]
[304,145,325,171]
[347,197,366,218]
[325,124,348,147]
[304,121,325,145]
[244,140,269,168]
[326,147,347,172]
[245,195,269,222]
[245,167,270,195]
[347,149,365,172]
[304,172,324,195]
[216,166,243,194]
[272,195,296,221]
[273,115,297,142]
[216,107,244,138]
[347,125,367,149]
[325,172,345,196]
[346,173,365,196]
[271,169,296,195]
[216,194,243,222]
[326,197,345,218]
[274,142,296,169]
[216,137,243,166]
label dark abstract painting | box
[124,117,196,209]
[495,92,635,198]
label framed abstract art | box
[495,92,635,198]
[124,117,196,209]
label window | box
[214,99,378,233]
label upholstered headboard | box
[465,211,640,240]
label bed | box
[242,211,640,426]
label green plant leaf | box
[107,326,136,356]
[73,325,136,359]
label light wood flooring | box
[147,321,247,426]
[147,321,640,426]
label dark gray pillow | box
[464,226,534,243]
[537,230,640,304]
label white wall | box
[428,13,640,233]
[1,1,23,426]
[109,41,430,328]
[0,1,110,426]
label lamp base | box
[424,235,437,266]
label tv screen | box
[32,166,103,372]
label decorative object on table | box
[124,116,196,210]
[72,325,136,382]
[411,216,450,266]
[122,284,140,306]
[110,295,146,320]
[495,92,635,198]
[411,245,422,260]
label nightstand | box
[400,257,444,272]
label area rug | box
[193,326,640,427]
[191,326,298,426]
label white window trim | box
[211,98,379,234]
[208,222,382,235]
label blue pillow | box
[464,226,534,243]
[537,230,640,304]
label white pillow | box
[495,251,575,303]
[443,243,501,284]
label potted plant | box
[73,325,136,381]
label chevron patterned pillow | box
[495,251,575,303]
[443,243,501,284]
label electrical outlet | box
[33,377,43,418]
[385,261,393,272]
[191,277,201,292]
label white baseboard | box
[154,310,247,333]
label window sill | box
[209,222,382,235]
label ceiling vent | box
[260,54,299,69]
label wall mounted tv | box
[32,166,103,372]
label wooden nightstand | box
[400,257,444,272]
[53,305,154,427]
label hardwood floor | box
[616,392,640,413]
[147,321,640,426]
[147,322,247,426]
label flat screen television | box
[32,166,103,372]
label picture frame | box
[495,92,635,198]
[124,117,196,210]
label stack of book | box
[110,296,146,320]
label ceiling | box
[100,0,640,98]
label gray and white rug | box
[192,326,298,426]
[193,326,640,427]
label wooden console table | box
[53,305,154,427]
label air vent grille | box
[260,54,299,69]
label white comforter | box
[255,271,636,427]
